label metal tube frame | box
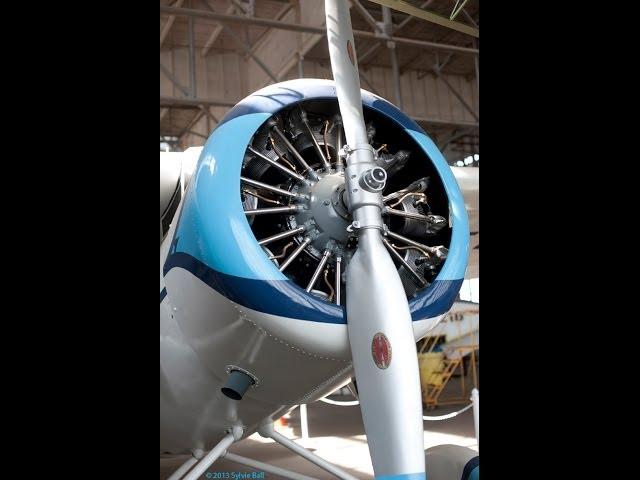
[271,125,319,181]
[279,237,312,272]
[248,146,307,183]
[258,226,306,246]
[299,404,309,439]
[306,250,331,292]
[381,238,426,287]
[223,452,318,480]
[258,422,359,480]
[300,113,331,171]
[385,207,430,221]
[385,229,438,254]
[167,456,199,480]
[471,388,479,451]
[244,205,300,216]
[241,176,307,200]
[181,432,237,480]
[334,256,342,304]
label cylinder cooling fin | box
[162,80,468,324]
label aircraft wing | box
[451,166,478,279]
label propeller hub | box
[294,171,351,252]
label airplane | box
[160,2,478,479]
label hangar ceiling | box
[160,0,478,165]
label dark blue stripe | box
[410,277,463,321]
[461,456,479,480]
[217,81,422,133]
[370,98,422,133]
[160,288,167,303]
[164,252,462,323]
[164,252,346,324]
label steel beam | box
[474,38,479,99]
[159,6,478,55]
[413,116,478,128]
[417,51,453,79]
[188,10,196,97]
[436,51,454,71]
[160,63,191,97]
[178,109,207,142]
[229,0,249,15]
[395,0,434,30]
[365,0,478,37]
[398,50,427,75]
[350,0,384,33]
[382,6,402,109]
[389,48,401,108]
[160,0,185,47]
[160,96,236,108]
[200,1,278,81]
[198,105,219,125]
[160,5,324,33]
[202,4,237,57]
[359,0,433,65]
[185,129,208,139]
[221,24,278,81]
[348,29,479,54]
[358,43,382,65]
[358,70,377,94]
[249,2,294,56]
[438,128,474,150]
[462,8,478,29]
[433,66,478,121]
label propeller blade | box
[325,1,425,479]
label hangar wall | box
[161,46,478,148]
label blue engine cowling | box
[163,79,469,325]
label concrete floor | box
[160,377,478,480]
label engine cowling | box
[162,79,469,347]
